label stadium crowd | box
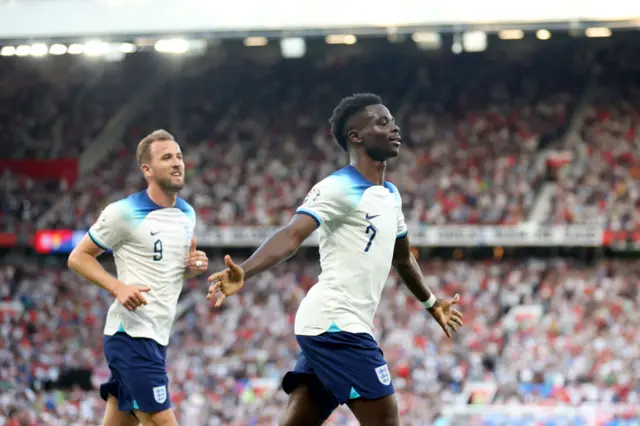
[544,47,640,229]
[0,53,160,160]
[2,45,590,234]
[1,256,640,425]
[0,52,161,234]
[3,38,640,426]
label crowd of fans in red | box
[2,45,589,234]
[543,47,640,229]
[2,40,640,426]
[2,257,639,425]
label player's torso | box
[328,186,398,258]
[114,209,193,290]
[301,186,398,334]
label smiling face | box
[140,139,185,192]
[347,104,402,161]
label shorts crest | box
[375,364,391,386]
[153,385,167,404]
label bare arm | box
[392,235,464,338]
[392,235,434,303]
[241,214,318,280]
[68,235,149,311]
[208,210,322,306]
[68,235,123,296]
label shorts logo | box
[375,364,391,386]
[153,385,167,404]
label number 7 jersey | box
[87,191,196,346]
[294,165,408,337]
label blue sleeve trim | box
[88,230,109,250]
[396,230,408,239]
[384,181,402,204]
[175,197,196,221]
[295,208,322,227]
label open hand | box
[207,255,245,307]
[427,293,464,338]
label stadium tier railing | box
[193,224,603,247]
[30,224,608,253]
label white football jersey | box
[294,165,408,337]
[88,191,196,346]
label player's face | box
[145,140,185,192]
[358,104,401,161]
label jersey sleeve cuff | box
[295,208,322,227]
[88,229,110,250]
[396,230,408,239]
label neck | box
[349,155,386,185]
[146,184,177,208]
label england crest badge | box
[153,385,167,404]
[375,364,391,386]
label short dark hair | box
[329,93,383,152]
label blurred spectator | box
[1,257,639,425]
[545,48,640,229]
[26,46,586,231]
[2,37,639,426]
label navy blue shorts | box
[100,332,171,414]
[282,330,395,420]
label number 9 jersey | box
[294,165,408,338]
[87,191,196,346]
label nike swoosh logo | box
[150,231,161,236]
[365,213,380,220]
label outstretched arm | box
[392,235,435,305]
[209,177,346,306]
[241,214,318,280]
[392,235,464,338]
[207,214,318,306]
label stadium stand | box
[0,54,157,159]
[2,257,640,425]
[25,43,591,232]
[545,53,640,230]
[1,27,640,426]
